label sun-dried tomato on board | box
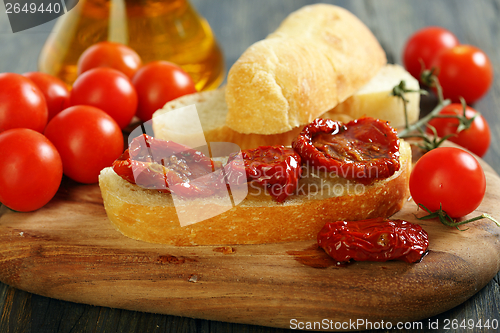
[227,145,302,203]
[317,218,429,263]
[113,134,228,198]
[292,117,400,184]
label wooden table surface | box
[1,0,499,332]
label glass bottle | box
[38,0,224,91]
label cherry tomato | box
[132,61,197,122]
[0,73,48,133]
[431,45,493,104]
[23,72,70,121]
[403,26,459,80]
[427,104,490,157]
[77,41,142,79]
[410,147,486,218]
[44,105,124,184]
[70,68,137,129]
[0,128,63,212]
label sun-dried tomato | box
[317,218,429,263]
[114,138,302,202]
[292,117,400,184]
[113,134,227,198]
[228,146,302,203]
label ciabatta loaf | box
[153,65,420,150]
[99,141,411,246]
[225,4,386,134]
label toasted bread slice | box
[153,64,419,150]
[99,141,411,246]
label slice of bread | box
[153,87,304,150]
[153,64,419,150]
[99,141,411,246]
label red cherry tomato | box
[427,104,490,157]
[410,147,486,218]
[0,128,63,212]
[0,73,48,133]
[70,68,137,129]
[431,45,493,104]
[23,72,70,121]
[132,61,197,122]
[77,41,142,79]
[403,26,459,80]
[44,105,124,184]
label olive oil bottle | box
[38,0,224,91]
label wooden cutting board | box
[1,152,500,331]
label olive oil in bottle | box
[38,0,224,91]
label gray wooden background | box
[1,0,499,332]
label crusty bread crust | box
[225,4,386,134]
[99,142,411,246]
[154,64,419,150]
[153,88,304,150]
